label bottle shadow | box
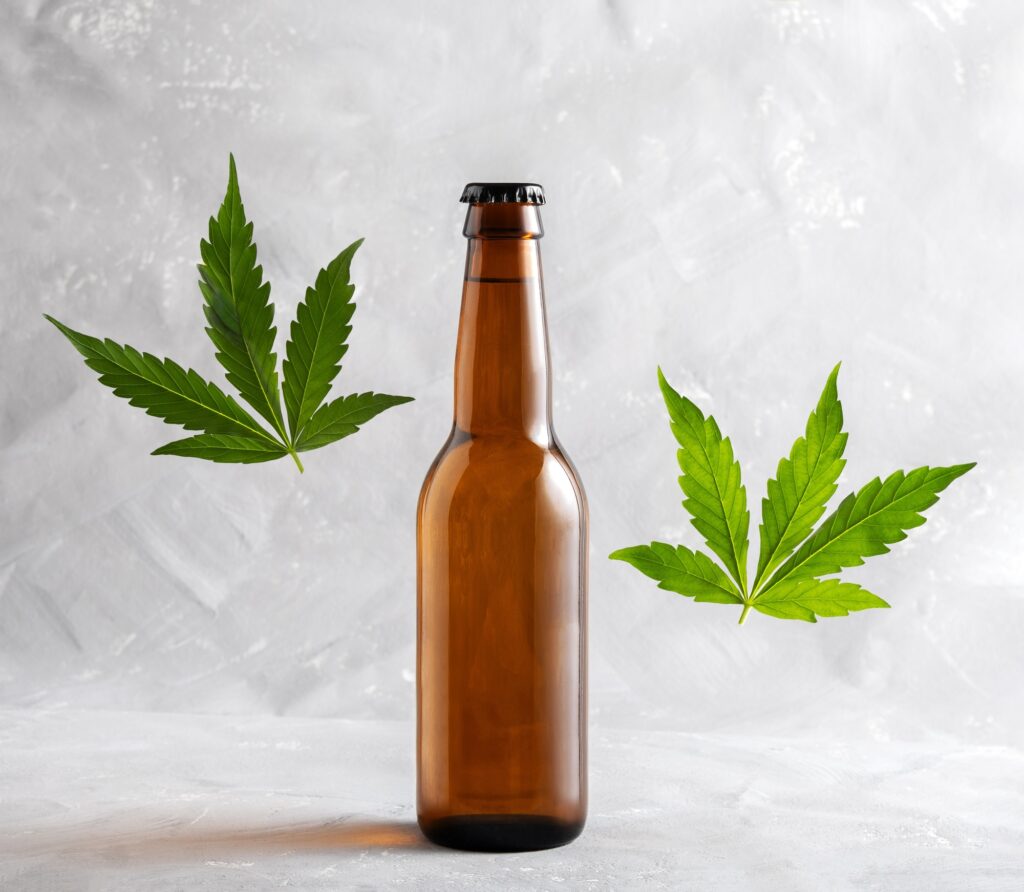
[12,815,434,864]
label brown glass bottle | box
[416,184,588,852]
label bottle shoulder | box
[424,429,579,471]
[419,429,586,508]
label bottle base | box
[419,813,584,853]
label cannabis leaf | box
[296,392,414,452]
[765,465,975,588]
[200,155,286,440]
[152,434,288,464]
[47,155,412,472]
[751,578,889,622]
[43,319,278,442]
[657,369,749,591]
[283,239,361,441]
[607,542,743,604]
[753,363,846,590]
[612,364,974,624]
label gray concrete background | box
[1,1,1021,887]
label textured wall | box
[1,0,1020,747]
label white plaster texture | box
[0,0,1021,887]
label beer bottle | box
[416,183,588,852]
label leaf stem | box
[738,603,752,625]
[289,449,305,473]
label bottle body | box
[416,192,587,852]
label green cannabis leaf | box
[283,238,361,440]
[47,155,412,472]
[611,364,974,624]
[295,391,414,452]
[657,369,749,592]
[608,542,743,605]
[753,363,846,589]
[199,156,287,441]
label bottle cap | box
[459,183,546,205]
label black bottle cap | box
[460,183,546,205]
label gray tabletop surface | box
[2,709,1022,890]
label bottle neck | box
[453,203,552,442]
